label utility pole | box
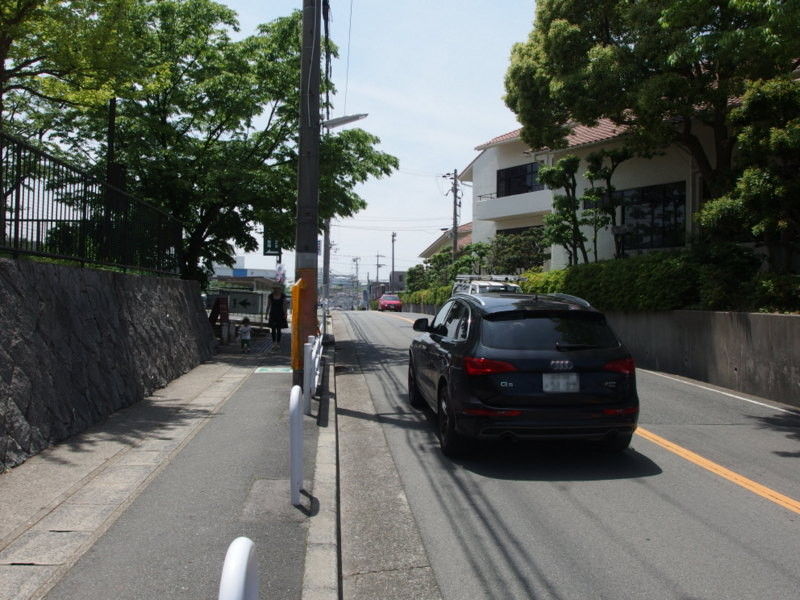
[375,253,385,284]
[322,219,331,300]
[451,169,459,257]
[352,256,360,286]
[294,0,321,385]
[391,232,396,290]
[443,169,460,259]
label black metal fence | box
[0,131,182,275]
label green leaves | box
[504,0,800,201]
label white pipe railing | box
[218,537,259,600]
[302,334,324,415]
[290,385,303,506]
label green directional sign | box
[255,367,293,374]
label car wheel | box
[602,432,632,453]
[407,362,425,409]
[437,384,466,457]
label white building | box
[460,119,711,270]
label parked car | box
[407,293,638,456]
[378,294,403,312]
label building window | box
[496,162,544,198]
[616,181,686,250]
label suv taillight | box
[603,357,635,375]
[464,357,517,376]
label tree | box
[405,264,428,293]
[505,0,800,200]
[486,229,545,273]
[698,77,800,272]
[43,3,396,282]
[538,155,590,265]
[0,0,147,132]
[584,148,630,259]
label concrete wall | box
[404,303,799,408]
[606,311,800,407]
[0,258,216,470]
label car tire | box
[602,432,632,453]
[407,362,425,409]
[437,384,466,457]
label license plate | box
[543,373,579,393]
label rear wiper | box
[556,342,602,351]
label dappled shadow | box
[747,410,800,457]
[43,397,216,465]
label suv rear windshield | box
[477,284,520,293]
[480,310,620,350]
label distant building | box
[389,271,406,291]
[210,257,280,291]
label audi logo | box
[550,360,574,371]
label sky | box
[223,0,535,283]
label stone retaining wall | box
[0,258,215,469]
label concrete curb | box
[331,313,442,600]
[302,350,340,600]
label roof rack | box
[454,274,521,283]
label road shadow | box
[747,410,800,457]
[410,404,662,482]
[450,439,662,482]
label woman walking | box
[266,285,288,352]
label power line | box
[332,224,447,232]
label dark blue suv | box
[408,293,638,456]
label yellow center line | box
[383,313,417,324]
[636,427,800,515]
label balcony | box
[474,188,553,221]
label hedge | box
[403,245,799,313]
[521,246,799,313]
[400,285,452,306]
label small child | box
[238,317,253,353]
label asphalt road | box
[339,309,800,600]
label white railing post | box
[290,385,303,506]
[303,335,314,415]
[218,537,259,600]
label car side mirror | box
[412,318,429,332]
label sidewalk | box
[1,315,439,600]
[0,333,327,600]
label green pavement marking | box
[255,367,293,373]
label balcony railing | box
[1,131,182,275]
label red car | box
[378,294,403,312]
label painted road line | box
[639,369,796,415]
[636,427,800,515]
[384,313,417,324]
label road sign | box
[263,234,281,256]
[226,291,264,315]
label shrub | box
[522,252,699,311]
[401,285,451,306]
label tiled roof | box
[419,222,473,259]
[566,119,627,148]
[474,118,626,151]
[475,130,522,150]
